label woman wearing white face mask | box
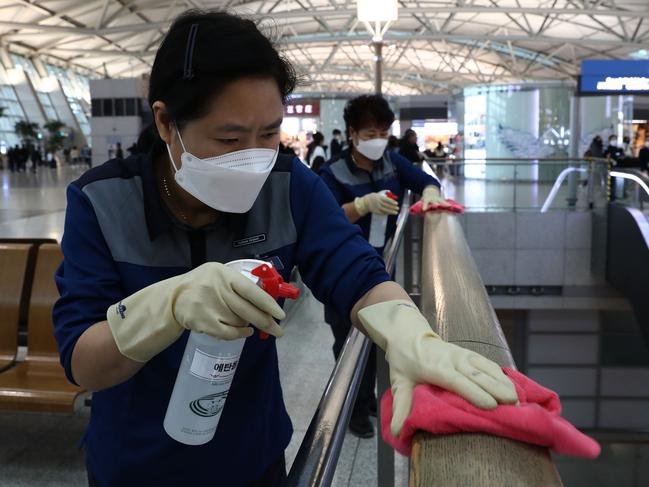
[53,11,517,487]
[605,134,625,164]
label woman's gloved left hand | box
[421,185,465,214]
[358,299,518,436]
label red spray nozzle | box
[385,191,398,200]
[251,263,300,339]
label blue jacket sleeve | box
[291,160,390,319]
[318,163,346,205]
[53,184,124,385]
[391,152,440,194]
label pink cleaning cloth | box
[410,198,465,215]
[380,367,600,459]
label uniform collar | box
[343,148,385,175]
[140,144,248,241]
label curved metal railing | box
[420,157,610,211]
[285,191,413,487]
[610,168,649,209]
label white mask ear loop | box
[166,123,187,173]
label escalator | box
[606,169,649,342]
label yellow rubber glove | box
[420,185,465,214]
[354,192,399,217]
[358,299,518,436]
[421,185,445,210]
[107,262,286,363]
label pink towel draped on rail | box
[409,198,465,215]
[380,367,601,459]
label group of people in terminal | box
[1,144,92,172]
[298,125,451,177]
[52,9,519,486]
[586,133,649,171]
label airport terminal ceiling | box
[0,0,648,95]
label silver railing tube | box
[285,191,412,487]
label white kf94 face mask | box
[166,128,278,214]
[356,137,388,161]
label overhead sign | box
[580,60,649,94]
[284,100,320,117]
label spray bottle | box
[368,190,398,248]
[163,259,299,445]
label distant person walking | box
[639,139,649,172]
[584,135,604,158]
[70,146,80,165]
[398,129,424,164]
[330,129,343,158]
[306,131,327,173]
[30,147,42,173]
[604,135,624,165]
[18,145,28,172]
[7,145,17,172]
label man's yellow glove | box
[358,299,518,436]
[354,191,399,217]
[107,262,285,363]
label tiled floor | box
[0,164,646,486]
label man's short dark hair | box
[343,95,395,134]
[332,128,342,135]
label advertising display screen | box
[580,60,649,94]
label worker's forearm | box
[350,281,411,332]
[71,321,145,391]
[342,201,362,223]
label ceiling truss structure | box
[0,0,648,94]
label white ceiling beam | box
[3,5,648,37]
[95,0,112,29]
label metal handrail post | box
[285,329,372,487]
[376,191,412,487]
[287,191,412,487]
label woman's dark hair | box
[402,129,417,142]
[343,95,395,137]
[142,9,298,151]
[306,131,325,162]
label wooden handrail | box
[410,210,563,486]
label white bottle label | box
[189,349,240,384]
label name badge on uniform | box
[232,233,267,248]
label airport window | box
[125,98,136,116]
[91,98,102,117]
[115,98,125,116]
[102,98,113,116]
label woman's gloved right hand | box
[354,191,399,217]
[106,262,286,363]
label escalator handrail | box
[610,168,649,200]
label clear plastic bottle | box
[368,190,397,248]
[163,330,246,445]
[163,259,299,445]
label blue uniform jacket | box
[53,149,390,486]
[319,149,440,251]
